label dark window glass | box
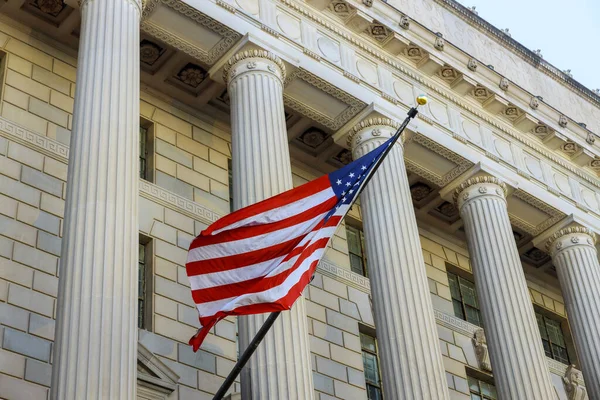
[139,126,148,180]
[347,225,368,277]
[535,312,569,364]
[228,159,233,212]
[138,243,146,329]
[447,272,483,327]
[361,333,383,400]
[468,376,497,400]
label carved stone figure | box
[562,365,588,400]
[472,329,492,372]
[467,58,478,71]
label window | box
[468,376,497,400]
[361,332,383,400]
[228,159,233,212]
[536,312,569,364]
[448,272,483,327]
[138,237,153,330]
[138,242,147,328]
[140,126,148,180]
[347,225,368,276]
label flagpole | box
[211,97,426,400]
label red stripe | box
[188,196,337,249]
[202,176,331,236]
[187,215,341,278]
[191,237,330,304]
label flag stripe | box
[202,176,331,235]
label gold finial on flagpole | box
[416,95,428,106]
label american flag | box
[185,136,397,351]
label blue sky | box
[456,0,600,92]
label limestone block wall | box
[0,17,582,400]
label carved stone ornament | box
[530,96,540,109]
[559,115,568,128]
[347,117,400,148]
[399,15,410,29]
[434,35,445,51]
[362,0,373,6]
[562,365,588,400]
[546,226,597,253]
[586,133,596,145]
[467,58,478,72]
[223,50,286,82]
[472,329,492,372]
[453,176,508,206]
[34,0,65,16]
[499,77,509,90]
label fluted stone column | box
[223,50,314,399]
[50,0,141,399]
[455,177,556,399]
[349,119,450,400]
[547,227,600,398]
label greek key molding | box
[433,309,480,337]
[223,49,286,82]
[316,259,371,293]
[139,180,221,224]
[0,116,221,226]
[510,190,566,236]
[0,117,69,162]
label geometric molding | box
[317,259,371,293]
[284,68,367,130]
[141,0,241,66]
[137,343,179,399]
[0,116,69,162]
[511,189,566,236]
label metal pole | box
[212,311,282,400]
[211,106,420,400]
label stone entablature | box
[199,0,600,176]
[171,1,600,231]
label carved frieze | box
[563,365,588,400]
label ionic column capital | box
[79,0,144,12]
[453,176,508,210]
[546,226,597,255]
[223,50,286,83]
[348,117,401,158]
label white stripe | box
[189,225,338,291]
[211,188,335,235]
[196,243,329,318]
[187,210,328,262]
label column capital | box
[546,225,596,255]
[348,117,401,153]
[223,49,286,83]
[453,176,508,209]
[79,0,144,12]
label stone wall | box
[0,18,579,400]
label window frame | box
[138,234,153,331]
[359,328,383,400]
[467,374,497,400]
[346,223,369,277]
[534,309,571,364]
[446,269,483,327]
[139,118,155,182]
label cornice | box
[453,176,508,204]
[222,49,286,82]
[545,226,597,252]
[432,0,600,110]
[275,0,600,190]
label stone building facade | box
[0,0,598,399]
